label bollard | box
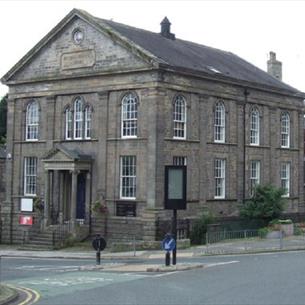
[96,250,101,265]
[165,251,171,266]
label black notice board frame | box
[164,165,187,210]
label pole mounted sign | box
[164,165,187,265]
[164,165,187,210]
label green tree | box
[240,184,287,220]
[0,94,8,144]
[190,212,214,245]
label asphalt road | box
[1,252,305,305]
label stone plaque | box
[61,50,95,70]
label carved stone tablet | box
[61,50,95,70]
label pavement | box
[1,235,305,261]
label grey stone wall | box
[2,14,304,244]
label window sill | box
[57,139,98,143]
[14,140,46,144]
[164,138,200,143]
[207,198,237,202]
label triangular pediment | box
[1,9,160,84]
[42,146,76,162]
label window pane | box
[120,156,136,198]
[173,95,186,139]
[26,101,39,140]
[74,97,83,139]
[122,93,138,137]
[214,102,225,142]
[24,157,37,195]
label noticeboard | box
[164,165,187,210]
[116,202,136,217]
[19,215,33,226]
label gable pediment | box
[42,147,76,163]
[1,9,159,84]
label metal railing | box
[203,229,305,255]
[52,221,73,247]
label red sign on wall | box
[19,215,33,226]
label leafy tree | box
[240,184,287,220]
[0,94,7,144]
[190,212,214,245]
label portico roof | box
[42,144,92,171]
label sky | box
[1,0,305,97]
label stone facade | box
[1,9,304,244]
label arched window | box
[250,108,260,145]
[121,93,138,138]
[74,97,83,139]
[173,95,186,139]
[65,107,73,140]
[85,106,92,139]
[281,112,290,148]
[26,101,39,141]
[214,102,225,143]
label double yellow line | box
[7,284,40,305]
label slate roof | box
[43,144,92,161]
[96,17,299,94]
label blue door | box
[76,173,86,219]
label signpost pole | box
[172,209,177,265]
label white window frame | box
[84,106,92,139]
[173,156,187,166]
[281,112,290,148]
[74,97,83,140]
[65,108,73,140]
[121,93,138,139]
[214,102,225,143]
[281,162,290,197]
[24,157,37,196]
[120,156,137,199]
[250,108,260,145]
[214,159,225,199]
[26,101,39,141]
[173,95,186,140]
[250,160,260,195]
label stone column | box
[44,170,50,227]
[59,171,64,224]
[70,170,78,226]
[53,170,60,224]
[85,171,91,224]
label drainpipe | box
[243,88,250,202]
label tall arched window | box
[173,95,186,139]
[121,93,138,138]
[214,102,225,143]
[281,112,290,148]
[85,106,92,139]
[250,108,260,145]
[26,101,39,141]
[65,107,73,140]
[74,97,83,139]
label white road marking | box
[205,260,239,268]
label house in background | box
[1,9,304,246]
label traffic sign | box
[162,235,176,251]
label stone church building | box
[1,9,304,245]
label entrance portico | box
[42,145,92,228]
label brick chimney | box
[267,51,282,81]
[160,17,175,40]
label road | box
[1,251,305,305]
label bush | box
[190,212,214,245]
[258,227,270,238]
[240,184,287,221]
